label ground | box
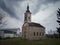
[0,38,60,45]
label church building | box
[22,5,45,40]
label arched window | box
[28,16,30,19]
[42,33,44,35]
[25,16,27,21]
[37,32,38,36]
[34,32,35,36]
[40,32,41,36]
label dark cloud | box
[0,0,25,19]
[45,0,60,3]
[0,0,15,18]
[30,0,60,15]
[0,0,60,19]
[0,0,60,31]
[38,0,60,5]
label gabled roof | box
[28,22,45,29]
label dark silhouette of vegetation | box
[0,14,7,28]
[57,8,60,38]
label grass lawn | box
[0,38,60,45]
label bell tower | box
[24,5,31,23]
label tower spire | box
[24,3,31,23]
[26,4,30,12]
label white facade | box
[22,5,45,40]
[4,33,17,38]
[0,28,20,38]
[22,23,45,40]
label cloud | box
[0,0,14,16]
[44,0,60,3]
[0,0,25,19]
[32,1,60,33]
[0,0,60,19]
[29,0,60,14]
[0,0,60,33]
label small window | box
[28,17,30,19]
[37,32,38,36]
[42,33,44,35]
[40,32,41,36]
[25,16,27,21]
[24,32,26,38]
[34,32,35,36]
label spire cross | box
[27,4,29,11]
[26,3,30,12]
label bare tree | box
[0,14,7,28]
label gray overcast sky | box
[0,0,60,34]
